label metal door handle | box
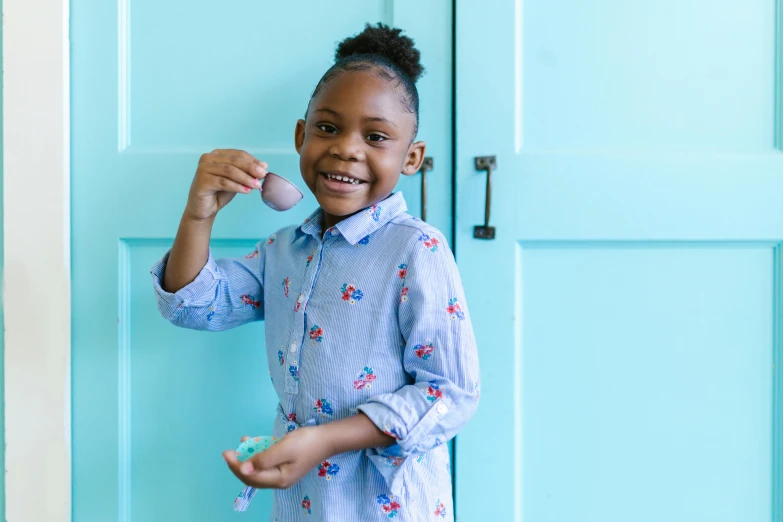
[418,157,434,221]
[473,155,497,239]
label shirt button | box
[297,295,305,303]
[290,343,298,353]
[436,403,448,415]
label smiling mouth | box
[322,172,364,185]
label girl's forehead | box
[309,69,413,124]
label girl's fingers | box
[243,466,289,489]
[211,149,268,179]
[222,449,290,489]
[212,174,253,194]
[202,162,260,190]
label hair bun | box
[335,23,424,82]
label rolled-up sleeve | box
[150,241,267,331]
[358,231,480,457]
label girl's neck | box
[322,212,343,232]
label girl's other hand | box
[222,427,333,490]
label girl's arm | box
[152,149,269,331]
[320,412,396,454]
[162,212,214,293]
[357,229,480,456]
[163,148,267,293]
[223,413,394,490]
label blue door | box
[455,1,783,521]
[71,1,452,519]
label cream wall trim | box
[3,0,71,519]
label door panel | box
[455,1,783,521]
[71,1,452,519]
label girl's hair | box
[310,23,425,134]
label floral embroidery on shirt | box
[245,249,259,259]
[414,341,434,360]
[358,235,371,246]
[416,454,425,463]
[434,499,446,518]
[306,251,315,267]
[318,460,339,480]
[426,381,443,402]
[377,494,401,518]
[267,234,277,245]
[302,496,312,515]
[314,398,333,417]
[294,294,304,313]
[206,307,214,322]
[310,325,324,343]
[383,426,402,440]
[397,263,408,279]
[368,204,382,222]
[419,233,439,252]
[446,298,465,320]
[289,365,300,381]
[288,413,297,423]
[340,284,364,304]
[277,349,285,366]
[387,456,403,467]
[283,277,290,297]
[400,287,409,303]
[241,295,261,308]
[353,367,377,389]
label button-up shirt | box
[151,192,480,521]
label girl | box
[151,23,479,521]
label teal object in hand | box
[232,436,278,512]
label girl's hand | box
[185,149,268,222]
[222,427,334,490]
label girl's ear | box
[295,119,306,154]
[401,141,426,176]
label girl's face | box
[295,69,426,229]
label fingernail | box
[254,179,262,187]
[245,186,251,192]
[241,463,253,474]
[255,166,265,175]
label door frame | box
[3,0,71,519]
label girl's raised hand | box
[185,149,268,222]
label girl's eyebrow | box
[314,107,397,127]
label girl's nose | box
[329,134,364,162]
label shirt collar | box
[294,192,408,245]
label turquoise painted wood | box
[455,1,783,521]
[71,1,452,520]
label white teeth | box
[326,173,359,185]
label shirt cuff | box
[150,249,223,319]
[357,392,452,456]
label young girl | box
[151,24,479,521]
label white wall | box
[3,0,71,519]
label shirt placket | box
[284,227,341,399]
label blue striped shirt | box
[151,192,480,521]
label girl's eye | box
[367,134,386,142]
[317,124,337,133]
